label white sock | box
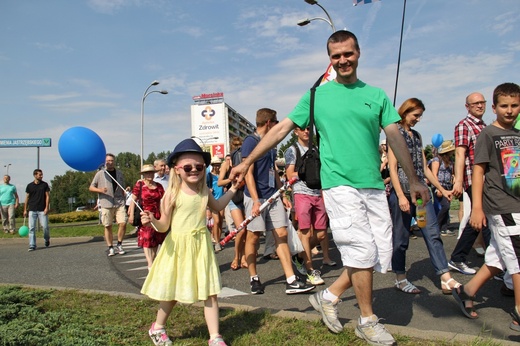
[286,275,296,284]
[322,288,338,302]
[360,314,377,325]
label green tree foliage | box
[48,151,171,213]
[424,144,434,162]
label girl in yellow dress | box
[140,138,239,346]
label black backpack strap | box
[293,144,302,170]
[308,73,323,151]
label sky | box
[1,0,519,201]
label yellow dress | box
[141,190,221,304]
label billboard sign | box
[191,102,228,157]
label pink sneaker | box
[208,334,227,346]
[148,322,172,346]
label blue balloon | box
[58,127,106,171]
[431,133,444,148]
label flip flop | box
[452,285,478,319]
[230,259,240,271]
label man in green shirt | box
[231,30,430,346]
[0,175,19,234]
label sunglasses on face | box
[177,164,205,172]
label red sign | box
[212,144,225,158]
[192,92,224,101]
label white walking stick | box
[220,177,297,246]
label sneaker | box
[355,315,396,345]
[28,247,36,252]
[214,242,222,253]
[441,229,456,237]
[307,269,325,285]
[45,240,50,247]
[208,334,227,346]
[448,260,476,275]
[108,247,115,257]
[250,277,264,295]
[291,255,307,275]
[308,290,343,333]
[117,244,126,255]
[286,279,315,294]
[148,322,172,346]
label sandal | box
[510,306,520,332]
[230,259,239,271]
[452,285,478,319]
[395,278,421,294]
[441,278,461,295]
[323,260,337,267]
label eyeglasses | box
[468,101,487,106]
[176,164,205,172]
[298,127,310,131]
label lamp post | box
[302,0,336,32]
[141,81,168,168]
[191,136,218,153]
[4,164,11,175]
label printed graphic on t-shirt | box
[495,134,520,197]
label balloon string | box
[102,169,159,232]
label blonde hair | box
[166,153,209,215]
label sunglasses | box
[176,164,205,173]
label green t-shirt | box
[0,184,17,205]
[287,80,400,190]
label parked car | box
[75,206,87,212]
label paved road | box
[1,220,519,345]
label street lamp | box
[141,80,168,168]
[191,136,218,153]
[302,0,336,32]
[297,17,334,31]
[4,164,11,175]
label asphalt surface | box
[1,217,519,345]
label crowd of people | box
[5,28,519,346]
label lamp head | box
[305,0,318,5]
[297,19,311,26]
[151,80,160,86]
[160,90,168,95]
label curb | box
[2,283,516,346]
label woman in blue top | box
[207,156,225,252]
[430,140,456,236]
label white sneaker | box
[108,247,115,257]
[355,315,396,345]
[308,290,343,333]
[448,260,476,275]
[307,269,325,285]
[117,244,126,255]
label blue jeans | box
[29,211,50,248]
[435,194,451,232]
[389,190,449,275]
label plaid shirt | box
[454,114,486,190]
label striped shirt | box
[454,114,486,190]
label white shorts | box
[323,186,392,273]
[484,213,520,275]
